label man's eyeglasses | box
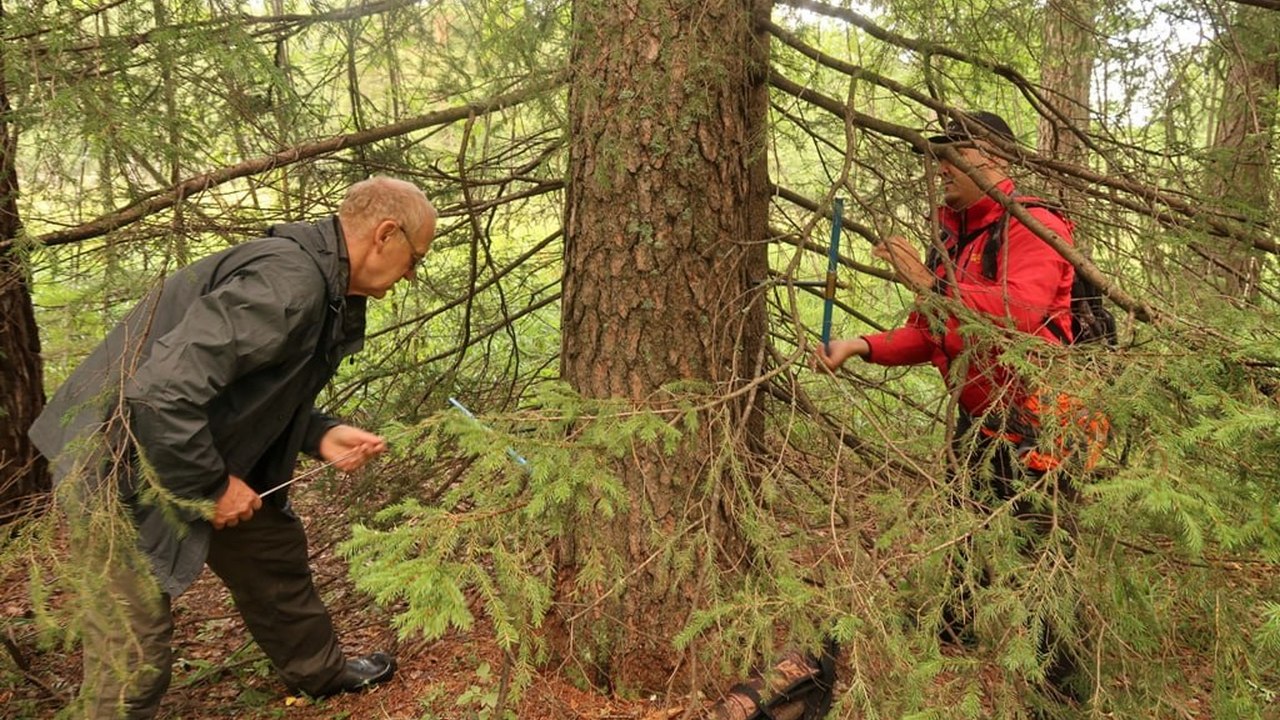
[393,223,425,275]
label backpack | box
[970,198,1118,346]
[1046,271,1117,346]
[712,638,839,720]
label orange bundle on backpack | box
[980,391,1110,472]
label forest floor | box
[0,475,677,720]
[0,470,1234,720]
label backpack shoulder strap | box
[1046,315,1072,344]
[980,196,1063,281]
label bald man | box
[30,176,437,718]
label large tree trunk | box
[1199,5,1278,299]
[557,0,771,692]
[1037,0,1096,214]
[0,0,50,523]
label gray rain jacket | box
[29,217,366,596]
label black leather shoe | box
[319,652,397,696]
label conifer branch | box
[2,629,66,701]
[765,18,1277,254]
[771,70,1255,324]
[367,229,564,342]
[1226,0,1280,10]
[13,75,565,251]
[766,18,1116,173]
[5,0,420,49]
[768,185,894,283]
[327,288,562,408]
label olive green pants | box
[80,503,345,719]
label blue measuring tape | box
[448,397,530,469]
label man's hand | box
[318,424,388,472]
[814,337,870,372]
[874,236,934,291]
[213,475,262,529]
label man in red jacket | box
[816,111,1088,704]
[816,110,1075,417]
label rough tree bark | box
[0,0,50,522]
[557,0,771,692]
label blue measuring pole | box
[821,198,844,353]
[448,397,530,469]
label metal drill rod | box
[258,447,364,498]
[821,197,844,353]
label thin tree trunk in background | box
[152,0,185,243]
[0,0,50,523]
[1037,0,1096,215]
[557,0,771,692]
[1200,4,1278,299]
[273,0,295,213]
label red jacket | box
[863,179,1075,415]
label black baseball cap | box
[913,111,1016,154]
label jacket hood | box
[266,216,349,302]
